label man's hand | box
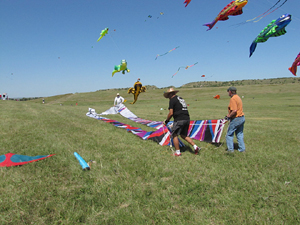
[164,119,169,125]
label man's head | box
[117,93,120,96]
[227,86,237,96]
[163,88,179,98]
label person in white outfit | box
[114,93,124,106]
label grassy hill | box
[1,78,299,224]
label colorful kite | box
[97,28,109,42]
[0,153,54,167]
[172,62,198,78]
[87,104,226,144]
[155,46,179,60]
[201,75,205,77]
[127,79,146,104]
[145,15,152,21]
[249,14,291,57]
[184,0,191,7]
[288,52,300,76]
[112,59,130,77]
[157,12,164,19]
[145,12,164,21]
[204,0,248,31]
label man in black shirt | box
[164,88,200,156]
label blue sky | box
[1,0,299,98]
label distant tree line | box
[181,77,300,88]
[9,97,42,101]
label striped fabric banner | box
[87,105,226,145]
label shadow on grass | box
[180,142,228,154]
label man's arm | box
[165,108,173,124]
[227,110,237,119]
[227,98,237,119]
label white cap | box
[117,93,119,95]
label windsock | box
[74,152,90,170]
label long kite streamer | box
[172,62,198,78]
[155,46,180,60]
[87,104,225,144]
[87,109,173,146]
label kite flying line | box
[252,0,288,22]
[232,0,288,27]
[172,62,198,78]
[155,46,180,60]
[108,33,123,55]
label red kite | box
[0,153,55,167]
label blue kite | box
[0,153,55,167]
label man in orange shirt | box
[226,86,245,153]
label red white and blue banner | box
[87,104,225,146]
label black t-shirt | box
[169,95,190,121]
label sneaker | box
[225,150,234,154]
[195,147,201,155]
[174,152,182,156]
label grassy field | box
[0,80,299,224]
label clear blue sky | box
[1,0,299,98]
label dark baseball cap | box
[227,86,237,92]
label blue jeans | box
[226,116,245,152]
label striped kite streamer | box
[87,105,226,145]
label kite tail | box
[112,70,118,77]
[288,67,297,76]
[131,89,140,104]
[249,42,257,57]
[203,20,216,31]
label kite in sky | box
[201,75,205,77]
[157,12,164,19]
[97,28,109,42]
[145,12,164,21]
[112,59,130,77]
[288,52,300,76]
[249,14,291,57]
[127,79,146,104]
[0,153,54,167]
[184,0,191,7]
[204,0,248,31]
[172,62,198,78]
[155,46,179,60]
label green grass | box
[0,81,300,224]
